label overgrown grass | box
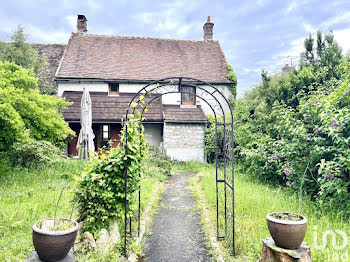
[0,159,86,261]
[0,157,166,261]
[186,163,350,262]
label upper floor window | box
[109,83,119,96]
[181,86,196,105]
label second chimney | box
[77,14,88,34]
[203,16,214,41]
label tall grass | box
[189,164,349,262]
[0,159,86,261]
[0,157,165,261]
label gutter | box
[54,77,234,86]
[164,120,207,124]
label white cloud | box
[321,11,350,28]
[134,12,154,24]
[65,15,76,31]
[26,25,69,43]
[333,28,350,53]
[284,0,316,14]
[87,0,100,10]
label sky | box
[1,0,350,97]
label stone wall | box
[163,122,205,163]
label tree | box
[301,30,343,79]
[0,26,54,94]
[0,61,74,150]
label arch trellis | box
[123,77,235,256]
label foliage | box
[190,164,350,261]
[145,146,172,178]
[234,30,350,213]
[0,61,74,151]
[0,26,54,94]
[7,140,64,169]
[227,64,237,99]
[205,114,234,163]
[74,114,147,235]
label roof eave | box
[55,77,234,85]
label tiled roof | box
[31,44,66,82]
[56,33,230,83]
[163,105,206,122]
[62,91,206,123]
[62,91,163,122]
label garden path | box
[143,172,212,262]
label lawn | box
[180,162,350,262]
[0,158,164,261]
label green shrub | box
[7,140,64,169]
[0,61,74,151]
[235,58,350,214]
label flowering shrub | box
[237,59,350,213]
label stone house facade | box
[34,15,234,163]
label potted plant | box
[32,218,79,262]
[267,212,307,249]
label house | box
[50,15,233,163]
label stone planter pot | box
[32,218,79,262]
[267,212,307,249]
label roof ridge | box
[30,43,66,46]
[72,32,219,43]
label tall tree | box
[0,26,54,94]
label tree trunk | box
[257,237,311,262]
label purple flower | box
[260,146,266,153]
[322,174,334,179]
[316,97,320,103]
[307,134,311,139]
[271,156,277,160]
[314,125,321,133]
[345,90,350,95]
[291,181,296,185]
[331,119,340,130]
[284,168,291,176]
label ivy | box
[227,64,237,99]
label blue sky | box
[1,0,350,97]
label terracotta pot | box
[32,218,79,262]
[267,212,307,249]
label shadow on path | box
[143,172,212,262]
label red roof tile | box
[163,105,206,122]
[62,91,163,122]
[56,34,230,83]
[62,91,206,123]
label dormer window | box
[109,83,119,96]
[181,86,196,105]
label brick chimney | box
[203,16,214,41]
[77,14,87,34]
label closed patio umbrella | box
[76,88,95,159]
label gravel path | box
[143,172,212,262]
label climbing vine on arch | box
[74,113,147,236]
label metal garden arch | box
[123,77,235,255]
